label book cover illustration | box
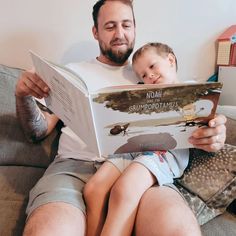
[91,83,222,156]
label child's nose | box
[149,73,155,80]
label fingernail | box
[210,121,216,127]
[44,87,49,92]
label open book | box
[30,52,222,158]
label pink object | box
[218,25,236,41]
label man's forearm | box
[15,95,48,142]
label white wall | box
[1,0,236,81]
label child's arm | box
[83,161,121,236]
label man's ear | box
[92,26,98,40]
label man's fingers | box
[209,114,227,127]
[192,123,226,139]
[192,142,224,152]
[189,134,224,145]
[22,80,44,98]
[23,71,49,97]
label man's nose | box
[114,26,124,38]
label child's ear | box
[168,53,176,67]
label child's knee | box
[83,177,107,205]
[84,179,100,203]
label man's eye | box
[105,25,114,30]
[150,64,154,69]
[123,24,131,28]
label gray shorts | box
[26,155,184,217]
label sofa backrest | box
[0,64,59,168]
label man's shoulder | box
[66,59,96,70]
[65,59,141,86]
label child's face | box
[133,48,179,85]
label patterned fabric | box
[176,144,236,225]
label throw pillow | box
[176,144,236,225]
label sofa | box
[0,64,235,236]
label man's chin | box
[111,47,128,56]
[102,46,133,64]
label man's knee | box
[24,202,86,236]
[135,186,201,236]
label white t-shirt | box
[56,59,189,173]
[57,59,140,161]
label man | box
[15,1,226,235]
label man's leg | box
[134,186,202,236]
[23,157,97,236]
[23,202,86,236]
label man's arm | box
[188,114,227,152]
[15,69,59,142]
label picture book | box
[30,52,223,158]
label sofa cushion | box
[0,64,59,168]
[202,212,236,236]
[0,166,45,236]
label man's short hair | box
[92,0,135,29]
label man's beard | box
[99,42,134,64]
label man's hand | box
[188,114,227,152]
[15,69,50,98]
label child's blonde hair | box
[132,42,178,71]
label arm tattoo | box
[15,95,48,142]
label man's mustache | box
[110,39,128,45]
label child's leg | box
[101,162,156,236]
[83,161,121,236]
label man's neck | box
[96,55,129,67]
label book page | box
[30,52,99,155]
[47,61,88,94]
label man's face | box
[93,1,135,65]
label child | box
[83,42,189,236]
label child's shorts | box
[107,150,189,186]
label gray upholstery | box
[0,64,59,168]
[0,166,45,236]
[0,64,235,236]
